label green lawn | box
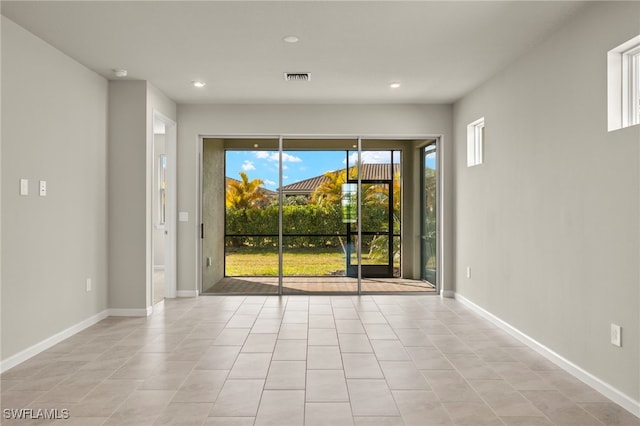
[225,249,346,276]
[225,247,403,276]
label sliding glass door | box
[281,140,356,293]
[421,141,438,288]
[346,151,399,280]
[202,138,281,294]
[201,137,439,295]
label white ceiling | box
[1,1,586,105]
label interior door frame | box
[150,111,177,306]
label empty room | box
[1,1,639,425]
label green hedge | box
[226,204,399,255]
[225,202,395,249]
[226,204,343,248]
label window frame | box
[623,45,640,127]
[608,35,640,131]
[467,117,485,167]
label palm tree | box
[226,172,268,209]
[364,173,400,262]
[311,170,347,206]
[310,169,353,255]
[311,166,360,206]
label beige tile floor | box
[1,295,638,426]
[203,277,436,294]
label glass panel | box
[354,147,395,281]
[393,236,401,277]
[345,149,360,281]
[422,142,437,288]
[392,153,401,235]
[282,236,346,276]
[360,234,388,265]
[355,234,400,276]
[362,183,390,232]
[202,140,280,294]
[281,142,357,293]
[224,237,279,276]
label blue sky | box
[226,150,432,190]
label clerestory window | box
[467,117,484,167]
[608,35,640,131]
[623,45,640,127]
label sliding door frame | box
[199,133,443,296]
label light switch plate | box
[179,211,189,222]
[20,179,29,196]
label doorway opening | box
[200,137,439,295]
[150,112,177,305]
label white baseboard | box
[177,290,198,297]
[453,292,640,418]
[0,309,110,374]
[1,306,157,373]
[108,308,151,317]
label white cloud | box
[254,151,271,159]
[241,160,255,171]
[263,179,276,187]
[282,165,288,170]
[253,151,302,163]
[282,153,302,163]
[346,151,395,165]
[283,175,289,180]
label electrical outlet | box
[610,323,621,347]
[466,267,471,279]
[86,278,92,292]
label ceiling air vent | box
[284,72,311,82]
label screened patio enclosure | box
[201,137,439,295]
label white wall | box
[1,17,108,360]
[176,104,454,294]
[108,81,176,312]
[108,81,148,311]
[454,1,639,404]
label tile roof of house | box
[281,174,330,193]
[282,163,400,194]
[226,164,399,196]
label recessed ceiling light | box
[192,81,206,88]
[283,35,299,43]
[112,69,127,78]
[389,82,401,89]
